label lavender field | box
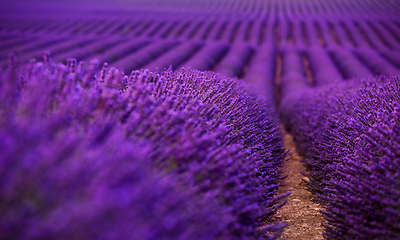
[1,0,400,239]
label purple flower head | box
[0,54,287,239]
[281,75,400,239]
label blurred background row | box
[1,0,400,86]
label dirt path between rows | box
[273,128,325,240]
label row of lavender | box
[1,16,400,50]
[0,54,288,239]
[279,65,400,238]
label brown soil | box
[273,127,325,240]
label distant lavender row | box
[2,37,399,85]
[1,10,400,81]
[2,16,400,50]
[0,54,287,239]
[280,76,400,239]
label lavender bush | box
[280,75,400,239]
[0,53,287,239]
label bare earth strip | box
[274,127,325,240]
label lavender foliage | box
[281,75,400,239]
[0,54,286,239]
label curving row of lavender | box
[280,75,400,239]
[0,54,287,239]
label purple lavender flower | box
[0,54,287,239]
[280,75,400,239]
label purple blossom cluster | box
[0,54,287,239]
[280,76,400,239]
